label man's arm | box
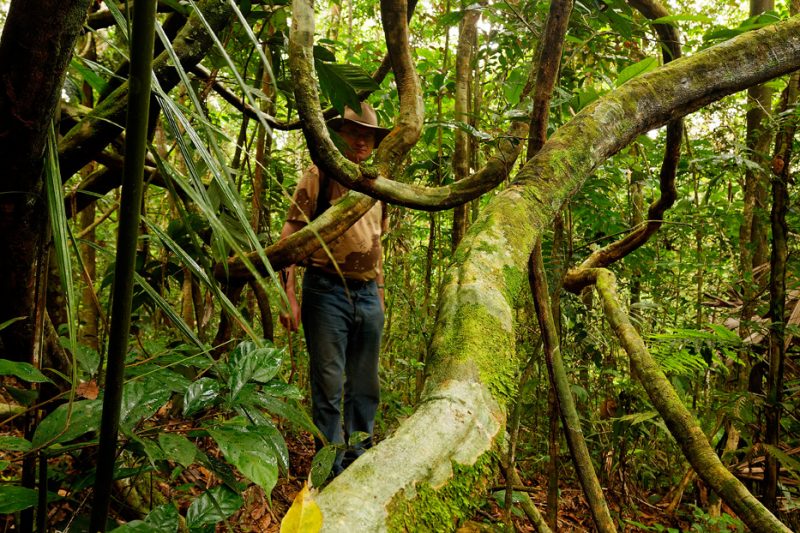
[279,220,306,331]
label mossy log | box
[308,17,800,532]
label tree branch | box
[59,0,233,179]
[563,0,683,291]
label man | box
[279,102,391,476]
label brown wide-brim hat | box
[326,102,392,145]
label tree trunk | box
[764,67,798,512]
[0,0,92,362]
[451,6,479,250]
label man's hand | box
[280,292,301,331]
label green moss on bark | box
[386,453,497,532]
[428,303,518,403]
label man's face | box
[337,122,377,163]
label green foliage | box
[4,0,800,529]
[186,485,244,531]
[315,61,380,114]
[0,486,39,513]
[0,358,51,383]
[110,504,180,532]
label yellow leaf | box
[280,483,323,533]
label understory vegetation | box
[1,0,799,531]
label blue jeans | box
[301,269,384,474]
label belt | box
[306,267,374,289]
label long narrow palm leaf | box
[45,122,79,389]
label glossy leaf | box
[237,408,290,472]
[316,61,380,114]
[32,399,103,447]
[0,486,39,513]
[132,435,168,465]
[255,393,319,437]
[227,340,283,401]
[158,433,198,467]
[0,358,51,383]
[310,446,336,489]
[208,425,279,494]
[616,57,658,87]
[120,380,172,431]
[0,435,33,452]
[183,377,221,416]
[186,485,243,529]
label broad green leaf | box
[280,484,322,533]
[208,425,279,494]
[435,9,467,29]
[110,503,180,532]
[228,341,283,402]
[316,61,380,114]
[72,344,101,377]
[616,57,658,87]
[261,380,304,401]
[255,393,319,437]
[120,380,172,431]
[186,485,243,529]
[0,460,9,471]
[32,400,103,447]
[0,435,32,452]
[0,359,51,383]
[310,446,336,489]
[132,435,168,465]
[0,486,38,513]
[183,378,221,417]
[601,4,634,39]
[312,44,336,62]
[502,67,527,106]
[237,409,290,473]
[137,367,192,394]
[158,433,198,467]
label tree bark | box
[0,0,91,361]
[764,68,798,512]
[451,6,480,250]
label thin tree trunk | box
[90,0,158,527]
[524,1,573,525]
[78,204,100,352]
[719,1,776,511]
[451,4,480,250]
[531,245,616,532]
[764,67,798,511]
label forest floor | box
[223,430,694,532]
[0,376,754,531]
